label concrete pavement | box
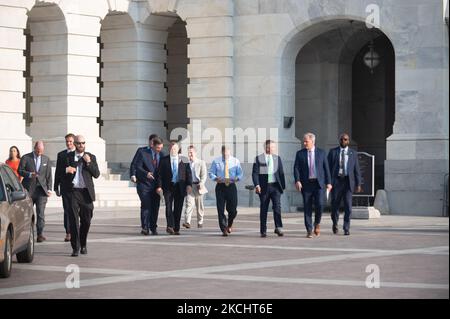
[0,206,448,299]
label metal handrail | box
[443,173,449,217]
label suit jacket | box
[62,151,100,202]
[252,153,286,194]
[293,147,331,190]
[190,159,208,195]
[157,155,192,197]
[135,148,160,191]
[129,146,147,179]
[18,152,52,195]
[327,146,361,193]
[54,149,73,194]
[131,147,166,179]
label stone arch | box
[281,17,395,196]
[25,2,69,158]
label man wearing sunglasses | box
[327,133,362,236]
[63,135,100,256]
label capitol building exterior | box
[0,0,448,216]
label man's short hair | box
[152,137,163,146]
[188,145,196,151]
[65,133,75,140]
[149,134,158,141]
[303,132,316,143]
[221,145,231,152]
[265,139,275,147]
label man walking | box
[157,141,192,235]
[294,133,332,238]
[130,134,161,234]
[183,145,208,229]
[328,133,361,235]
[135,137,164,235]
[209,145,243,236]
[19,141,52,242]
[252,140,286,237]
[63,135,100,256]
[54,133,76,242]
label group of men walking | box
[15,130,361,258]
[130,131,361,239]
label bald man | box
[63,135,100,257]
[19,141,53,242]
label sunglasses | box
[75,142,86,145]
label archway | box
[25,2,68,157]
[294,20,395,194]
[99,12,189,166]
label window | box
[0,174,5,202]
[1,167,22,194]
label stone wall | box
[0,0,447,215]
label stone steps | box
[46,170,140,208]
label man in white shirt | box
[64,135,100,256]
[327,133,362,235]
[54,133,76,242]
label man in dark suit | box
[252,140,286,237]
[157,141,192,235]
[63,135,100,256]
[328,133,362,236]
[130,134,158,183]
[294,132,332,238]
[135,137,164,235]
[54,133,76,242]
[19,141,53,242]
[130,134,163,234]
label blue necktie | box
[172,159,178,183]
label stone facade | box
[0,0,448,216]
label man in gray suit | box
[19,141,52,242]
[183,145,208,228]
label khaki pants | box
[184,184,205,225]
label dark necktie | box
[339,149,345,177]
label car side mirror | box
[11,191,26,202]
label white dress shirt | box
[339,147,349,176]
[73,152,86,188]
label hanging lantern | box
[363,41,380,74]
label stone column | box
[66,13,106,169]
[183,3,234,144]
[0,5,31,160]
[101,14,177,164]
[384,2,449,215]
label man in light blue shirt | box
[209,145,243,236]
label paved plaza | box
[0,206,448,299]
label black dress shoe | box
[80,247,87,255]
[222,230,228,237]
[260,233,267,238]
[151,230,158,235]
[274,228,284,237]
[141,229,149,236]
[344,230,350,236]
[71,250,79,257]
[332,225,339,234]
[166,227,175,235]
